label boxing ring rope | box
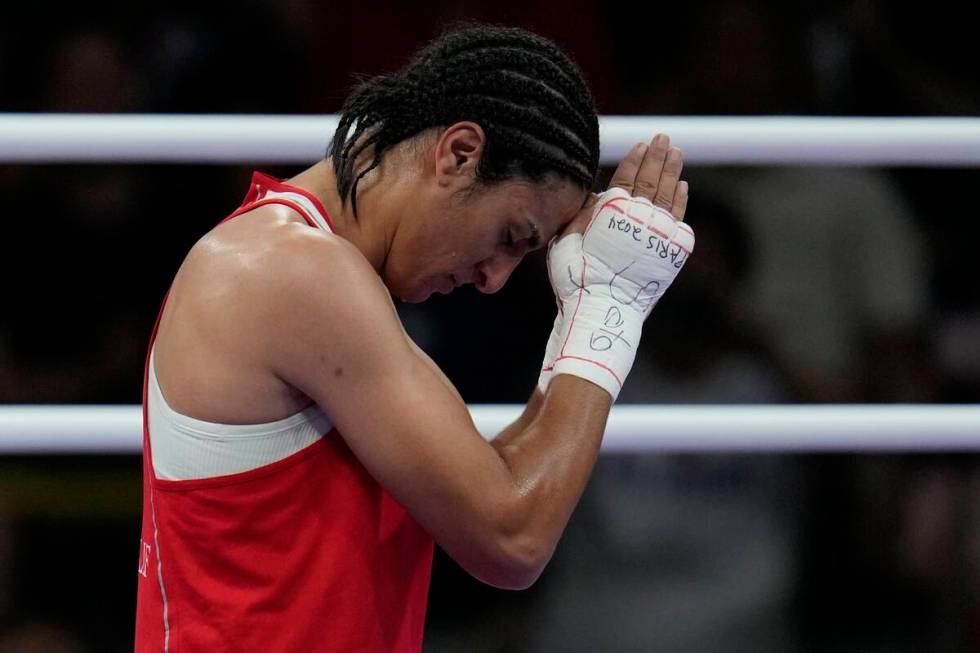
[1,114,978,454]
[1,114,979,165]
[1,405,979,454]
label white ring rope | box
[1,405,978,454]
[2,117,977,456]
[1,114,978,165]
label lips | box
[438,267,478,295]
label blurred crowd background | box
[1,0,978,651]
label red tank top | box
[135,172,434,652]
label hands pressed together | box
[538,134,695,400]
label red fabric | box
[135,173,434,652]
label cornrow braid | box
[328,24,600,216]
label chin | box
[383,264,429,302]
[401,289,432,304]
[387,278,432,303]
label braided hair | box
[329,24,600,215]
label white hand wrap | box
[537,187,695,400]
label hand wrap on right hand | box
[538,187,695,400]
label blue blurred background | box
[1,0,978,650]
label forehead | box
[491,176,588,232]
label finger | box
[671,181,689,221]
[608,143,648,194]
[654,147,683,210]
[632,133,670,201]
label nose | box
[475,255,521,294]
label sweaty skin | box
[152,126,688,589]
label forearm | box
[492,374,611,567]
[489,387,546,451]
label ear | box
[433,122,485,188]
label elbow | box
[484,532,552,590]
[460,505,555,590]
[444,468,559,590]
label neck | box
[285,159,396,274]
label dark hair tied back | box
[329,24,600,215]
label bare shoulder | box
[252,214,395,324]
[180,204,388,316]
[163,202,398,376]
[154,203,397,421]
[187,206,406,373]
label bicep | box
[267,241,516,559]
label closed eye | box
[503,222,541,254]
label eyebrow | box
[526,220,542,249]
